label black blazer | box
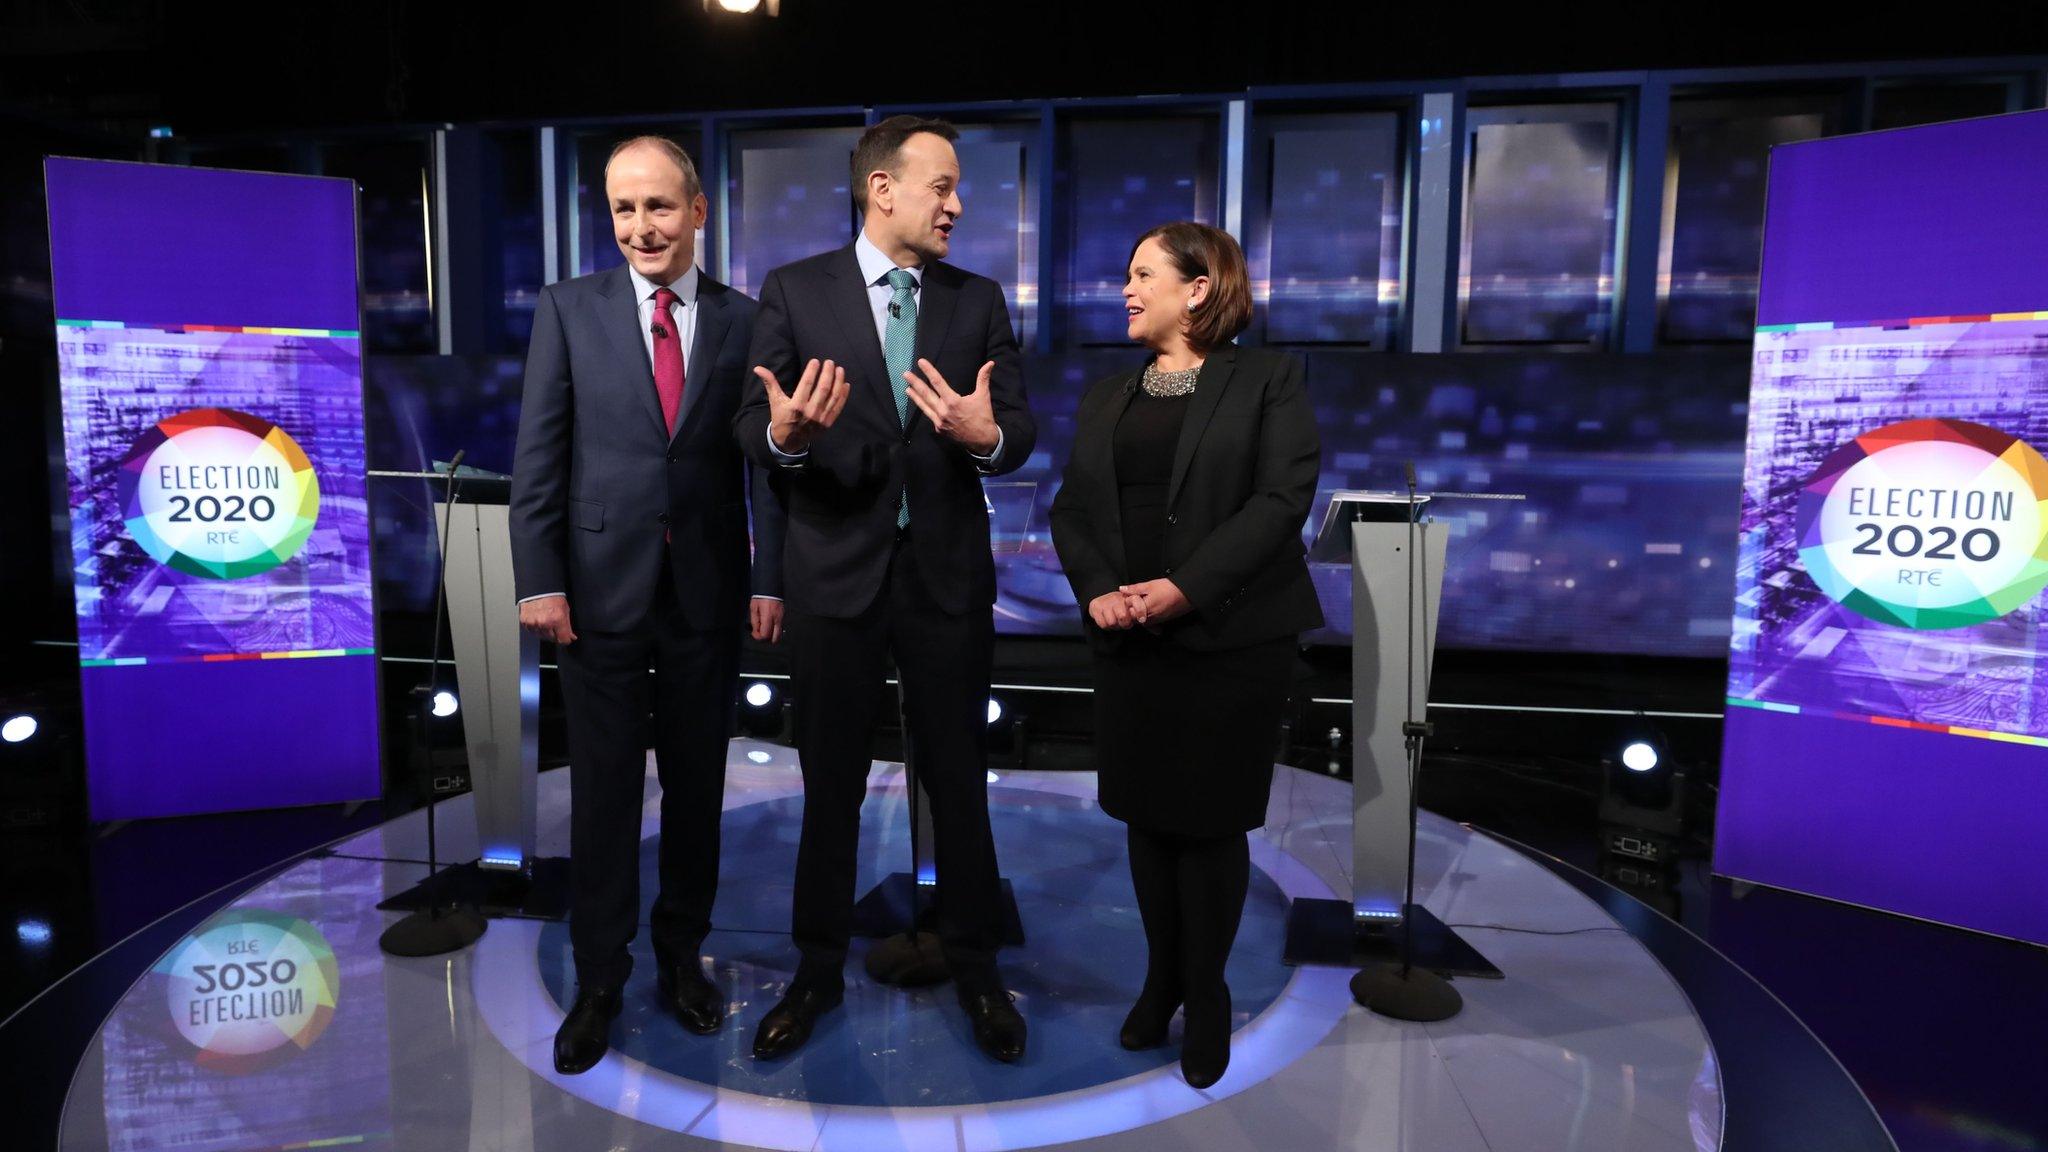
[510,265,784,633]
[735,243,1037,618]
[1049,344,1323,652]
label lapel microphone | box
[651,324,668,340]
[889,302,902,319]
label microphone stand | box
[1348,463,1463,1020]
[380,450,490,957]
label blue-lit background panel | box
[321,138,433,354]
[1661,100,1828,343]
[356,350,1745,658]
[1294,350,1746,654]
[726,126,860,296]
[364,355,526,615]
[1461,108,1621,346]
[946,127,1038,345]
[995,349,1747,655]
[1056,117,1220,345]
[1252,113,1403,345]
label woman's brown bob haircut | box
[1130,221,1253,352]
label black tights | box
[1125,825,1251,1012]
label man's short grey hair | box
[605,135,703,201]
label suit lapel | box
[822,245,896,422]
[1166,345,1238,509]
[594,265,670,441]
[676,275,731,443]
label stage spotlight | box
[16,918,52,947]
[746,749,773,765]
[703,0,780,14]
[1601,716,1684,864]
[738,678,788,740]
[430,691,459,718]
[1,715,36,744]
[1621,740,1659,772]
[986,697,1004,725]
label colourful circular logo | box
[155,908,340,1074]
[117,407,320,579]
[1796,418,2048,629]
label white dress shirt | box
[767,230,1003,467]
[631,262,700,368]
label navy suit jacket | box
[511,264,784,633]
[734,244,1035,618]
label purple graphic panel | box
[47,158,380,820]
[1756,109,2048,327]
[46,157,359,331]
[1721,110,2048,945]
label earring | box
[1186,300,1198,311]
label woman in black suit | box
[1049,221,1322,1088]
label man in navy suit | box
[510,136,784,1075]
[735,116,1036,1063]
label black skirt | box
[1093,631,1296,837]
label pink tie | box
[651,287,686,436]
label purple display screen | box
[46,158,381,820]
[1719,110,2048,945]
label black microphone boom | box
[379,447,488,958]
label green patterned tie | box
[883,267,918,528]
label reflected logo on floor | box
[154,907,339,1074]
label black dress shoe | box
[1118,982,1181,1051]
[657,962,724,1035]
[959,987,1027,1063]
[751,984,842,1060]
[1179,986,1232,1090]
[553,985,623,1075]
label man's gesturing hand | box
[758,358,850,454]
[519,594,577,645]
[904,358,1000,455]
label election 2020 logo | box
[1796,418,2048,629]
[116,407,320,579]
[155,908,339,1074]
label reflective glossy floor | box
[43,740,1737,1151]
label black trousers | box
[1124,825,1251,1009]
[556,557,741,990]
[786,531,1004,994]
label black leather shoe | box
[751,984,842,1060]
[553,985,623,1075]
[959,987,1027,1063]
[657,962,724,1035]
[1118,982,1181,1051]
[1179,986,1232,1090]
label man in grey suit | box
[510,136,784,1075]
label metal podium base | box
[377,856,572,921]
[850,872,1026,946]
[1282,898,1501,978]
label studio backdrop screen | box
[47,158,382,821]
[1719,109,2048,945]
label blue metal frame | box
[173,54,2047,357]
